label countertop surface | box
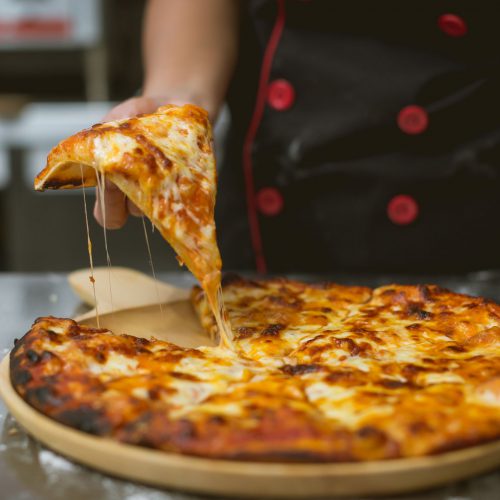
[1,271,500,500]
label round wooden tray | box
[2,355,500,498]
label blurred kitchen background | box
[0,0,210,272]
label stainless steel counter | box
[1,272,500,500]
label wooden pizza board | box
[1,268,500,497]
[67,266,211,347]
[68,266,191,317]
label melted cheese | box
[88,353,139,376]
[141,215,164,318]
[95,170,114,312]
[16,305,500,461]
[80,165,99,327]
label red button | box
[256,187,284,216]
[397,105,429,135]
[387,195,419,225]
[438,13,468,37]
[267,79,295,111]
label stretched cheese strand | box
[95,170,114,313]
[215,286,233,349]
[80,166,100,328]
[141,215,164,319]
[202,273,233,349]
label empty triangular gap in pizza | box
[34,104,226,336]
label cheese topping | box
[11,294,500,462]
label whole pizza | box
[9,104,500,463]
[10,275,500,461]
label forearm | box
[142,0,239,119]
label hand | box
[93,96,166,229]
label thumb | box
[93,180,128,229]
[102,97,164,122]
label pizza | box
[10,276,500,461]
[13,103,500,462]
[34,104,232,346]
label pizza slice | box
[34,104,232,345]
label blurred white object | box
[0,149,9,188]
[0,101,113,147]
[0,101,114,192]
[0,0,101,49]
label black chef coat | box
[217,0,500,275]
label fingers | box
[93,180,128,229]
[127,199,143,217]
[93,184,142,228]
[102,96,165,122]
